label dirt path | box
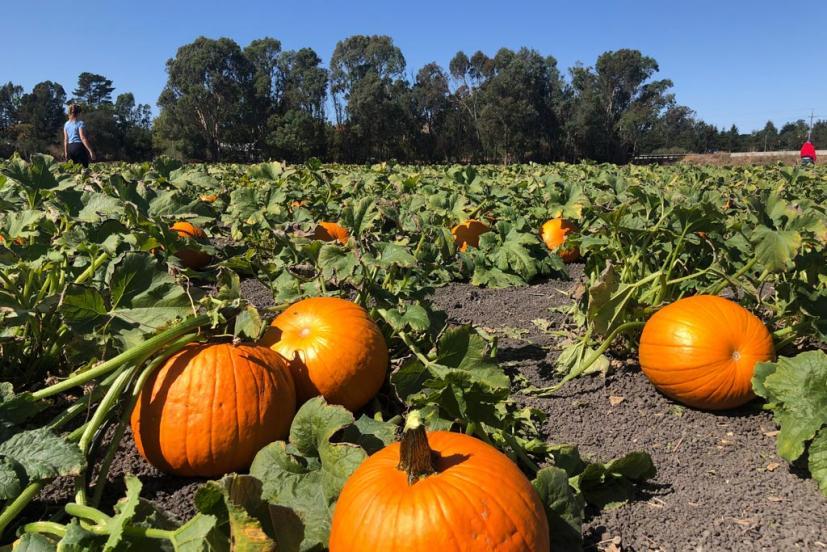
[431,276,827,552]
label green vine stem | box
[32,315,210,400]
[74,252,109,285]
[0,482,43,538]
[22,521,67,538]
[532,320,646,396]
[75,368,136,505]
[703,255,759,297]
[89,334,198,508]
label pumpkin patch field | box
[0,155,825,550]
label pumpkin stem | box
[398,411,435,485]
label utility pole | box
[808,109,814,141]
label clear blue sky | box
[3,0,825,132]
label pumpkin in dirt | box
[638,295,774,410]
[540,218,578,262]
[451,219,490,252]
[260,297,387,411]
[329,412,550,552]
[131,342,295,477]
[313,221,349,245]
[170,221,211,269]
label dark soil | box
[34,269,827,550]
[431,269,827,552]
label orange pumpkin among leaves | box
[261,297,388,411]
[329,412,550,552]
[313,221,349,245]
[170,221,211,270]
[451,219,490,252]
[540,218,579,262]
[131,342,296,477]
[639,295,774,410]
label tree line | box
[1,35,823,164]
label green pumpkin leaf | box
[532,467,585,552]
[250,398,379,551]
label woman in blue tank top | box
[63,104,95,167]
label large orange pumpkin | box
[131,342,296,477]
[639,295,775,410]
[313,222,349,245]
[260,297,387,411]
[451,219,490,252]
[329,413,550,552]
[540,218,578,262]
[170,221,211,270]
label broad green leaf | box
[808,429,827,496]
[752,226,802,272]
[103,475,143,551]
[532,467,584,551]
[14,533,57,551]
[378,243,416,268]
[317,245,357,280]
[752,351,827,461]
[195,474,301,551]
[0,428,84,483]
[62,285,107,325]
[169,514,219,552]
[77,193,124,223]
[250,398,370,551]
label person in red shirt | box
[800,140,816,165]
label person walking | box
[63,104,95,167]
[800,140,816,165]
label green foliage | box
[250,398,395,551]
[753,351,827,495]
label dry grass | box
[681,153,801,166]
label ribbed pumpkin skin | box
[451,219,490,252]
[639,295,774,410]
[130,343,296,477]
[170,221,211,269]
[540,218,578,262]
[313,222,349,245]
[261,297,388,411]
[329,431,550,552]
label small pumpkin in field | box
[199,193,218,203]
[540,218,578,262]
[313,221,349,245]
[329,412,550,552]
[131,342,296,477]
[451,219,490,252]
[170,221,211,270]
[260,297,387,411]
[639,295,775,410]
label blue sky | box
[3,0,825,132]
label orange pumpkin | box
[451,219,490,252]
[200,193,218,203]
[170,221,211,270]
[260,297,387,411]
[313,221,349,245]
[329,413,550,552]
[131,342,296,477]
[541,218,579,262]
[639,295,775,410]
